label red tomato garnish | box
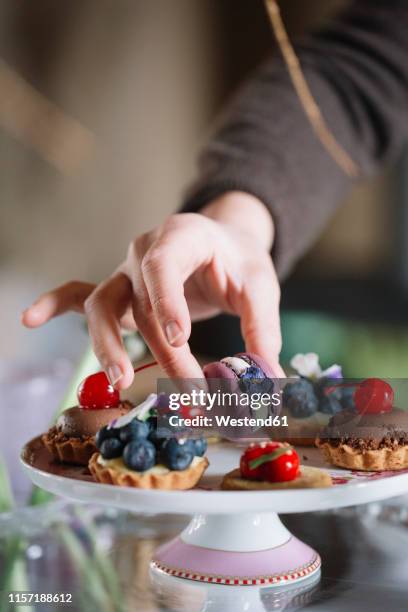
[77,372,120,410]
[240,441,300,483]
[354,378,394,415]
[240,444,269,480]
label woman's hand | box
[22,192,284,388]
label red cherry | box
[354,378,394,415]
[77,372,120,410]
[240,441,299,482]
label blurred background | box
[1,0,408,375]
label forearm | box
[200,191,274,252]
[182,0,408,278]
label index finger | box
[238,272,286,377]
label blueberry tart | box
[89,413,209,490]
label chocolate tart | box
[221,466,332,490]
[316,408,408,471]
[42,401,132,466]
[275,409,329,447]
[89,453,209,490]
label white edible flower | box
[290,353,322,379]
[109,393,157,429]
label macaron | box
[203,353,279,441]
[203,352,277,381]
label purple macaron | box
[203,353,280,441]
[203,352,277,381]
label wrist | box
[200,191,274,251]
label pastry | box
[222,466,332,490]
[204,352,277,389]
[221,441,332,490]
[89,409,209,489]
[316,378,408,471]
[203,352,279,440]
[279,353,352,446]
[89,453,208,490]
[42,371,132,466]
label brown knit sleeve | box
[181,0,408,279]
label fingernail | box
[107,364,123,386]
[165,320,183,346]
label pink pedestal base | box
[151,515,320,587]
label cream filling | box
[221,356,249,376]
[97,454,204,475]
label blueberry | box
[314,377,342,403]
[123,439,156,472]
[244,365,264,379]
[283,379,318,418]
[340,386,356,411]
[192,437,207,457]
[315,377,335,397]
[161,438,194,471]
[239,366,274,394]
[180,438,196,454]
[148,425,171,449]
[315,378,354,413]
[146,415,157,434]
[99,437,124,459]
[319,395,343,415]
[118,418,149,444]
[95,426,119,450]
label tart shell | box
[88,453,209,490]
[42,430,96,466]
[221,466,332,490]
[316,439,408,471]
[284,437,316,447]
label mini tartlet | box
[89,453,208,490]
[222,465,332,490]
[88,405,209,490]
[43,402,131,466]
[316,406,408,471]
[42,371,132,466]
[221,441,332,490]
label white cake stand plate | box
[21,440,408,592]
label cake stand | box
[21,438,408,603]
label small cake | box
[316,378,408,471]
[280,353,352,447]
[203,352,278,440]
[89,410,209,490]
[221,441,332,490]
[204,352,277,386]
[42,372,132,466]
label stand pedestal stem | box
[151,512,320,587]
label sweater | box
[182,0,408,278]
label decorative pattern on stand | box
[151,554,320,586]
[329,466,408,485]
